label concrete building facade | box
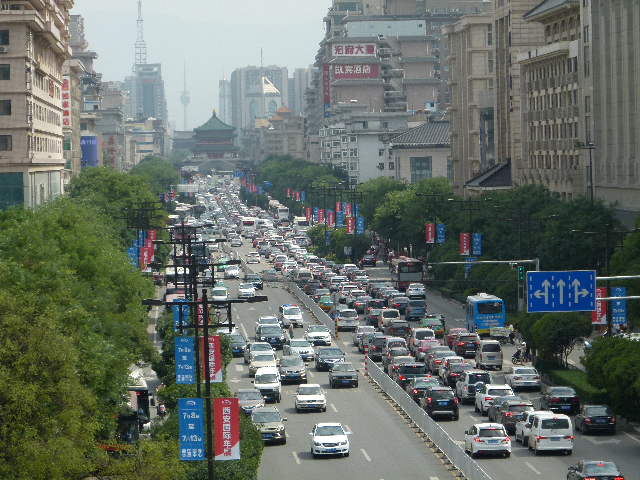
[0,0,74,210]
[218,78,232,126]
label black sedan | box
[314,347,345,371]
[246,273,263,290]
[405,376,441,403]
[328,362,358,388]
[360,255,377,267]
[540,386,580,415]
[228,333,247,357]
[575,405,617,434]
[567,461,624,480]
[419,386,459,420]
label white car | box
[515,410,552,447]
[255,315,281,332]
[230,237,243,247]
[279,304,304,328]
[224,265,240,279]
[210,286,228,302]
[504,366,542,391]
[406,283,426,299]
[247,252,260,264]
[309,423,350,457]
[475,384,514,415]
[295,384,327,412]
[283,339,315,362]
[304,325,332,346]
[237,283,256,299]
[464,423,511,458]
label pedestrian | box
[288,322,294,339]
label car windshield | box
[469,373,492,383]
[259,317,279,324]
[211,289,227,296]
[409,300,426,307]
[283,307,301,316]
[252,344,272,351]
[229,334,245,343]
[320,348,342,356]
[541,418,570,429]
[430,390,455,400]
[550,387,576,396]
[261,327,282,335]
[509,405,534,413]
[290,340,311,347]
[583,463,620,475]
[281,357,304,367]
[383,311,399,318]
[252,411,280,423]
[237,391,262,400]
[478,428,507,437]
[585,406,613,416]
[253,354,275,362]
[415,378,439,387]
[315,425,344,436]
[247,275,260,281]
[388,340,406,349]
[487,389,511,396]
[308,326,328,333]
[452,364,474,373]
[482,343,502,353]
[298,385,322,395]
[400,365,427,374]
[239,283,253,289]
[255,374,278,384]
[332,363,355,372]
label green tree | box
[130,155,181,193]
[358,177,406,225]
[530,312,592,367]
[167,148,192,167]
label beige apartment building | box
[0,0,74,210]
[445,14,495,196]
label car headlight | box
[313,440,322,446]
[278,425,285,431]
[339,440,347,445]
[260,336,266,340]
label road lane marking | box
[624,432,640,443]
[525,462,541,474]
[292,451,300,464]
[285,431,290,437]
[308,371,314,377]
[360,449,371,461]
[330,404,338,413]
[344,425,352,433]
[430,477,440,480]
[268,306,273,310]
[241,323,248,340]
[235,364,243,372]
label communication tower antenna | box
[180,61,191,130]
[135,0,147,66]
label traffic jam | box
[174,179,630,479]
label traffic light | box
[518,266,525,282]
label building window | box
[0,30,8,45]
[378,162,385,170]
[349,148,358,157]
[585,96,591,113]
[388,162,395,170]
[488,32,493,46]
[447,157,451,180]
[379,149,384,156]
[349,135,356,142]
[0,100,10,115]
[380,121,388,128]
[332,140,340,147]
[410,156,432,183]
[342,150,348,157]
[0,64,9,80]
[341,136,348,143]
[488,52,493,74]
[0,135,12,151]
[0,172,23,210]
[583,47,590,77]
[349,162,358,171]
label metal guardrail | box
[366,359,492,480]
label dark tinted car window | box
[399,364,427,374]
[478,428,507,437]
[409,300,426,307]
[508,404,534,413]
[541,418,570,429]
[584,406,613,416]
[550,387,577,396]
[482,343,501,352]
[468,373,492,383]
[430,390,455,400]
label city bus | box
[465,293,506,336]
[240,216,256,237]
[390,257,424,291]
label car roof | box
[315,422,343,428]
[253,406,280,413]
[472,423,506,429]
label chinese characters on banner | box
[344,203,352,217]
[175,337,195,384]
[336,211,344,227]
[305,207,312,221]
[592,287,607,325]
[346,216,355,234]
[313,207,319,222]
[460,233,470,256]
[323,63,331,118]
[611,287,627,324]
[140,245,154,269]
[300,191,306,203]
[333,43,377,56]
[327,210,335,227]
[426,223,435,244]
[201,336,223,383]
[295,191,301,202]
[61,75,71,127]
[178,398,205,461]
[436,223,446,244]
[286,188,291,198]
[214,398,240,460]
[173,299,189,332]
[334,64,379,80]
[318,209,325,224]
[472,233,482,256]
[335,201,342,213]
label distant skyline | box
[74,0,330,131]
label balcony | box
[384,90,405,98]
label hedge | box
[548,368,609,405]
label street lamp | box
[575,141,595,205]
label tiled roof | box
[194,111,235,132]
[269,114,284,122]
[524,0,579,19]
[389,121,450,147]
[465,160,512,188]
[275,105,293,114]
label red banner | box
[214,398,240,460]
[334,64,379,80]
[305,207,312,221]
[426,224,435,244]
[286,188,291,198]
[346,216,355,234]
[241,178,246,186]
[460,233,470,256]
[140,246,153,269]
[148,230,157,242]
[295,191,301,202]
[327,210,335,227]
[323,63,331,104]
[344,203,352,217]
[592,287,607,324]
[201,336,222,383]
[318,209,325,224]
[336,201,342,213]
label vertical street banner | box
[592,287,607,324]
[201,336,223,383]
[175,337,195,384]
[436,223,445,244]
[335,201,341,213]
[325,230,332,246]
[258,186,263,195]
[295,191,301,202]
[214,398,240,460]
[323,63,331,118]
[345,203,352,217]
[425,223,435,244]
[173,299,189,332]
[327,209,335,227]
[300,191,306,203]
[318,209,325,224]
[313,207,319,222]
[178,398,205,461]
[286,188,291,198]
[356,217,365,235]
[346,216,355,234]
[472,233,482,256]
[196,300,204,326]
[305,207,312,221]
[355,204,359,217]
[336,211,344,227]
[126,247,137,266]
[460,233,470,256]
[611,287,627,324]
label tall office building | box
[0,0,74,210]
[126,64,168,126]
[219,78,232,126]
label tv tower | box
[134,0,147,66]
[180,61,190,130]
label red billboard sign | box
[286,188,291,198]
[334,64,379,80]
[592,287,607,324]
[460,233,470,256]
[346,216,355,234]
[335,201,341,213]
[332,43,376,57]
[201,336,222,383]
[426,223,435,244]
[214,398,240,460]
[295,191,301,202]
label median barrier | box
[366,358,492,480]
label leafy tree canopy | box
[130,155,181,193]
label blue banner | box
[356,216,365,235]
[300,191,306,203]
[325,230,332,246]
[175,337,195,384]
[355,204,359,217]
[126,247,138,266]
[263,181,271,188]
[232,171,245,178]
[612,287,627,324]
[178,398,205,461]
[472,233,482,256]
[173,299,189,332]
[324,103,330,118]
[258,186,263,195]
[436,223,445,244]
[313,207,319,222]
[336,211,344,228]
[80,135,99,168]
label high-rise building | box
[126,64,168,126]
[292,67,315,115]
[219,78,232,126]
[0,0,74,210]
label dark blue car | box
[405,300,427,321]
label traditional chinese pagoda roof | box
[275,105,292,115]
[268,114,285,122]
[194,110,235,132]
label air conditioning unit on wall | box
[0,46,8,54]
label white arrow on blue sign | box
[527,270,596,313]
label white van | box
[528,413,573,455]
[253,366,282,403]
[293,268,313,285]
[475,340,503,370]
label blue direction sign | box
[611,287,627,324]
[232,170,245,178]
[263,181,271,188]
[527,270,596,313]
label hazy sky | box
[74,0,331,130]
